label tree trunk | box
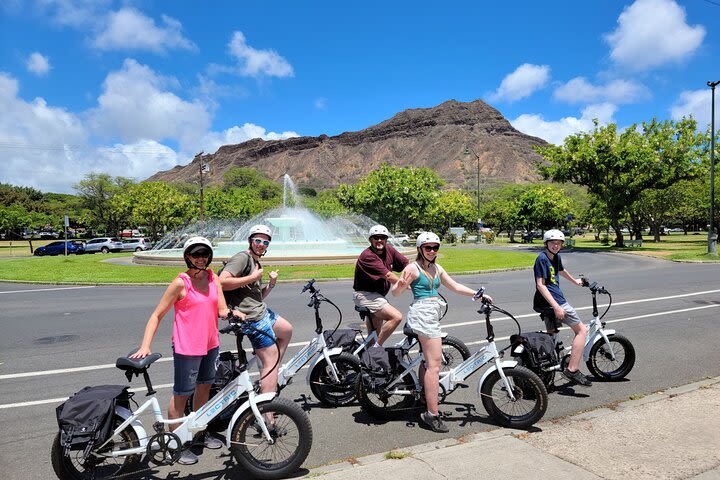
[611,220,623,247]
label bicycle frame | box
[98,366,276,460]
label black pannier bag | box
[323,328,357,351]
[55,385,130,460]
[213,350,239,390]
[360,346,403,390]
[510,332,558,369]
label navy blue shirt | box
[533,251,566,311]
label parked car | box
[38,231,59,239]
[121,238,152,252]
[392,233,410,245]
[33,241,85,256]
[84,237,124,254]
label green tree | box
[204,187,268,220]
[427,189,475,236]
[480,183,526,241]
[0,204,31,238]
[537,118,706,246]
[112,182,193,242]
[339,165,443,233]
[73,173,134,236]
[304,189,349,218]
[514,184,575,232]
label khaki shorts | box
[353,291,389,314]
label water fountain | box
[134,174,410,265]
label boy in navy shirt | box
[533,229,591,387]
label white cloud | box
[487,64,550,102]
[604,0,705,71]
[554,77,649,104]
[26,52,51,76]
[511,103,618,145]
[314,97,327,110]
[228,31,294,78]
[670,89,719,128]
[92,8,195,53]
[33,0,111,28]
[87,59,211,151]
[199,124,299,155]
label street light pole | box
[196,151,207,232]
[708,81,719,256]
[464,147,481,242]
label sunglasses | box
[422,245,440,252]
[189,250,211,258]
[253,238,270,246]
[370,235,388,241]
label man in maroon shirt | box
[353,225,409,345]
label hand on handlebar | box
[224,309,246,323]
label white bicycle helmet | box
[248,224,272,240]
[183,236,213,268]
[543,229,565,243]
[416,232,441,247]
[368,225,390,239]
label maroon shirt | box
[353,244,409,296]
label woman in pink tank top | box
[130,237,243,464]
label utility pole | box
[708,81,719,256]
[196,151,208,232]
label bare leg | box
[192,383,212,411]
[272,315,293,361]
[418,336,442,415]
[371,304,403,345]
[568,322,588,372]
[168,394,190,431]
[255,346,280,394]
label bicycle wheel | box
[309,352,361,407]
[230,397,312,480]
[440,335,471,373]
[355,371,417,420]
[51,414,141,480]
[586,333,636,380]
[480,366,548,429]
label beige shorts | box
[353,291,389,314]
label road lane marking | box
[2,289,719,381]
[0,286,96,294]
[1,303,718,410]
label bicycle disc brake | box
[147,431,182,466]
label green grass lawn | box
[0,246,537,284]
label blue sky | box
[1,0,718,193]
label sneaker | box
[562,369,592,387]
[419,411,449,433]
[201,432,223,449]
[177,449,198,465]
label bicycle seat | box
[402,323,418,341]
[116,352,162,372]
[355,306,371,319]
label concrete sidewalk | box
[303,377,720,480]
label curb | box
[302,375,720,478]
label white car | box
[392,233,410,245]
[121,238,152,252]
[84,237,124,254]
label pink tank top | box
[172,269,220,355]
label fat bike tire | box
[230,397,312,480]
[480,366,548,429]
[440,335,471,373]
[586,333,636,380]
[355,372,417,420]
[309,352,362,407]
[51,414,141,480]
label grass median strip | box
[0,247,536,284]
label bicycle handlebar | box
[580,276,610,295]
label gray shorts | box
[406,298,446,339]
[543,303,581,332]
[353,291,389,314]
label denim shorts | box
[172,346,220,396]
[243,308,278,350]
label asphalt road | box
[1,250,719,479]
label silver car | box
[121,238,152,252]
[84,237,124,254]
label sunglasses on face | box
[422,245,440,252]
[253,238,270,246]
[189,251,211,258]
[370,235,388,241]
